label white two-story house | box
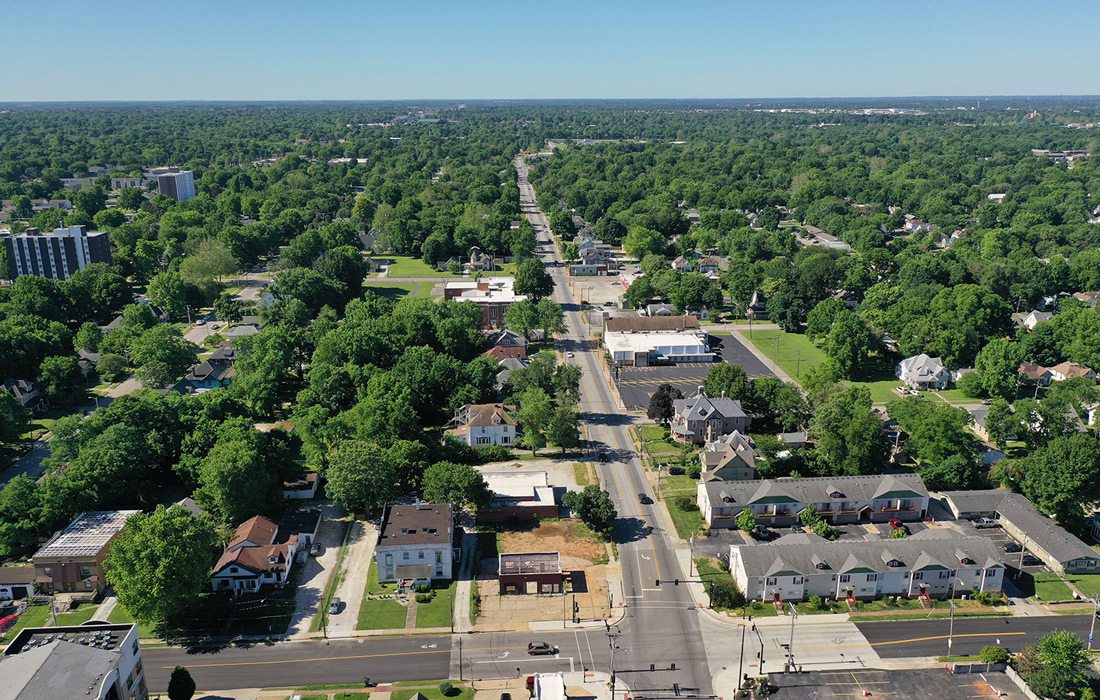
[446,403,516,447]
[375,503,456,584]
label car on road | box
[1021,555,1042,566]
[1001,542,1022,553]
[328,598,342,614]
[194,319,206,326]
[309,543,323,556]
[638,493,653,505]
[973,517,999,528]
[527,641,556,655]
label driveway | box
[326,519,379,638]
[285,501,349,639]
[104,377,144,398]
[0,440,51,485]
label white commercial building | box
[604,331,713,366]
[375,503,456,583]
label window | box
[80,566,91,577]
[840,575,851,583]
[84,580,93,589]
[403,552,410,560]
[765,577,777,585]
[501,436,510,444]
[230,567,238,574]
[436,551,443,563]
[912,572,923,581]
[792,577,804,585]
[939,571,949,579]
[418,551,425,560]
[976,569,983,576]
[43,567,52,576]
[866,574,878,582]
[476,437,490,445]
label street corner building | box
[375,503,456,584]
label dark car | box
[1021,555,1042,566]
[638,493,653,505]
[750,525,774,541]
[1002,542,1023,553]
[502,693,512,700]
[528,641,556,655]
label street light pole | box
[1089,598,1098,652]
[737,624,746,693]
[947,576,959,656]
[786,602,798,672]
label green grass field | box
[665,495,705,540]
[356,597,408,630]
[0,604,49,644]
[391,686,473,700]
[377,255,461,278]
[414,583,455,628]
[1026,572,1074,601]
[106,601,158,638]
[573,462,593,486]
[363,280,436,300]
[1064,574,1100,598]
[52,603,100,627]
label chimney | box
[706,424,714,443]
[415,497,421,510]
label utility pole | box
[947,576,958,656]
[606,621,620,700]
[1018,535,1029,572]
[458,636,464,681]
[785,602,798,672]
[689,534,695,577]
[1089,598,1098,652]
[737,624,747,693]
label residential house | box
[1022,310,1053,330]
[1073,291,1098,307]
[32,510,139,596]
[942,490,1100,574]
[494,356,528,393]
[283,472,319,500]
[375,503,455,583]
[499,552,563,595]
[0,566,34,600]
[896,354,951,390]
[745,291,767,320]
[483,329,527,361]
[183,358,235,390]
[645,303,676,317]
[1018,361,1053,387]
[670,392,750,445]
[698,473,929,530]
[671,256,693,272]
[447,403,516,447]
[77,349,101,377]
[466,246,495,272]
[728,529,1003,604]
[2,378,46,412]
[1,622,147,700]
[210,515,297,595]
[698,431,757,482]
[697,256,721,277]
[1048,362,1096,382]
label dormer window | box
[815,561,829,570]
[886,559,903,568]
[829,491,844,499]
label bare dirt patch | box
[499,521,605,562]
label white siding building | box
[376,503,456,583]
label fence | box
[1004,666,1043,700]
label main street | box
[514,156,714,699]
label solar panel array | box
[34,511,138,558]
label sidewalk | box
[91,593,118,621]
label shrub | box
[736,510,757,532]
[709,578,746,610]
[415,592,434,603]
[888,527,908,539]
[413,581,431,593]
[686,463,702,479]
[808,594,826,611]
[439,681,455,697]
[674,495,695,511]
[979,645,1010,665]
[668,466,686,476]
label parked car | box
[973,517,999,529]
[888,518,904,529]
[328,598,342,614]
[1021,555,1042,566]
[566,352,575,358]
[501,693,512,700]
[309,543,323,556]
[526,676,535,693]
[1001,542,1022,553]
[638,493,653,505]
[750,525,774,541]
[527,641,556,655]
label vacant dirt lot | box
[499,521,606,562]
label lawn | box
[665,495,705,540]
[744,329,826,384]
[573,462,593,486]
[366,561,397,595]
[52,603,100,626]
[0,604,50,644]
[363,280,436,300]
[356,597,408,631]
[1064,574,1100,598]
[391,686,473,700]
[415,583,455,628]
[1019,572,1074,601]
[659,473,699,495]
[377,255,462,278]
[106,601,158,638]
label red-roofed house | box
[211,516,298,595]
[1048,362,1096,382]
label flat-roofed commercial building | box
[499,552,563,595]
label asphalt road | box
[857,613,1095,658]
[144,636,452,692]
[517,156,714,699]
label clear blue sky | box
[3,0,1098,100]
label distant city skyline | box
[4,0,1099,101]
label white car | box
[566,352,575,358]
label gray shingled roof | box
[674,394,746,422]
[733,529,1004,579]
[703,473,928,509]
[940,490,1100,565]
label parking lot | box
[944,519,1050,580]
[772,668,1027,699]
[695,519,935,560]
[616,335,775,410]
